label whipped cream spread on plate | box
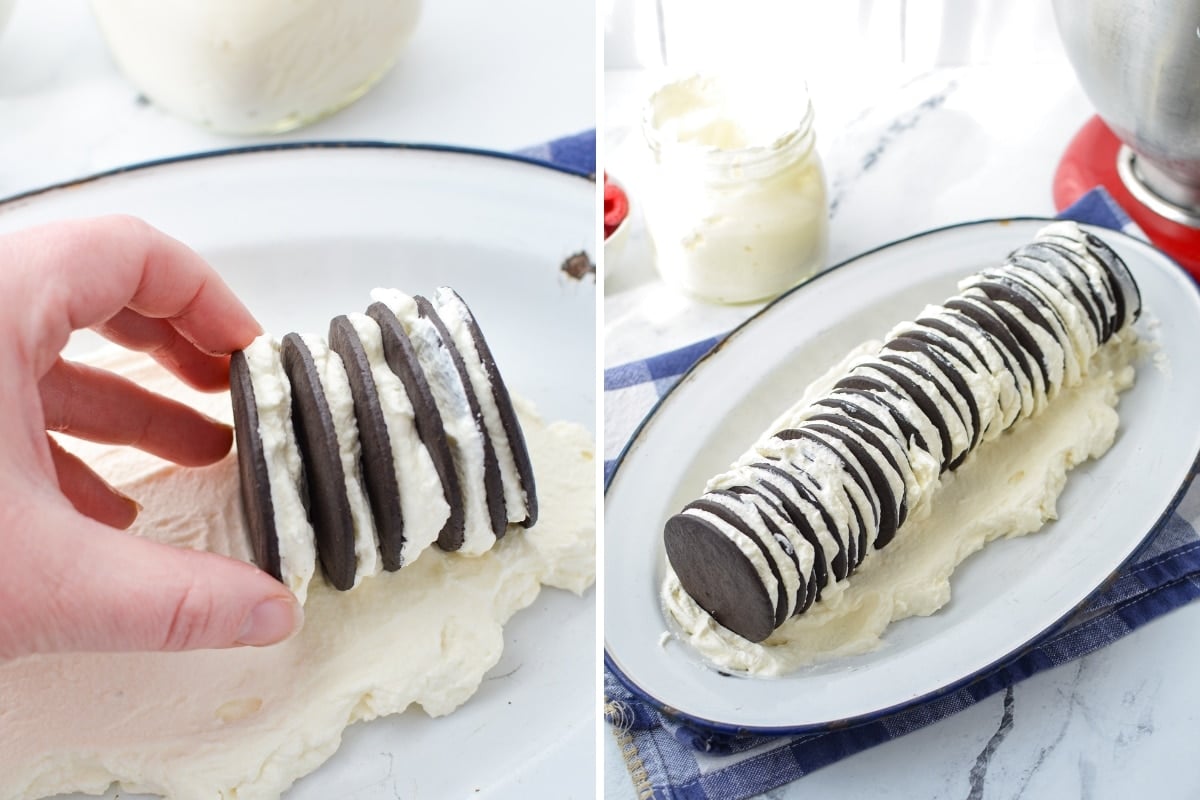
[0,348,594,800]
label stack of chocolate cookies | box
[230,288,536,601]
[664,222,1142,643]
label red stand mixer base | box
[1053,115,1200,282]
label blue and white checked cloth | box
[603,188,1200,800]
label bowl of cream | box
[90,0,421,134]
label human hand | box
[0,216,302,659]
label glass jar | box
[641,74,829,304]
[91,0,421,135]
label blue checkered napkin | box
[603,188,1200,800]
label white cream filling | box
[709,464,824,581]
[433,287,528,524]
[962,290,1067,410]
[299,334,379,587]
[346,312,449,567]
[991,273,1087,387]
[938,320,1012,440]
[747,493,811,614]
[1011,260,1104,358]
[823,388,941,514]
[242,335,317,605]
[955,301,1043,422]
[852,361,965,464]
[915,308,1022,435]
[371,289,493,556]
[663,332,1139,675]
[883,347,987,449]
[880,357,974,463]
[740,440,854,582]
[1040,222,1120,325]
[1003,266,1097,372]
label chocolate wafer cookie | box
[329,315,407,572]
[280,333,357,591]
[230,349,281,582]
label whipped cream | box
[0,348,595,799]
[345,311,450,567]
[91,0,422,134]
[646,74,800,152]
[241,335,317,604]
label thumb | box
[0,502,303,659]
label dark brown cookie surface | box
[438,288,538,528]
[229,350,281,582]
[280,333,356,591]
[415,295,506,540]
[367,301,464,551]
[328,315,406,572]
[665,512,776,643]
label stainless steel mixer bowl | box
[1053,0,1200,224]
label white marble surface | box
[0,0,594,198]
[603,62,1200,799]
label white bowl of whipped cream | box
[90,0,421,134]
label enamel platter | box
[604,218,1200,734]
[0,144,595,799]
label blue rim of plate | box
[0,140,595,209]
[603,216,1200,738]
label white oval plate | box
[0,144,596,799]
[604,218,1200,734]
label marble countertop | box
[603,62,1200,799]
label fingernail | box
[109,483,142,510]
[236,597,302,647]
[110,490,142,529]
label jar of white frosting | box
[90,0,421,134]
[641,74,829,304]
